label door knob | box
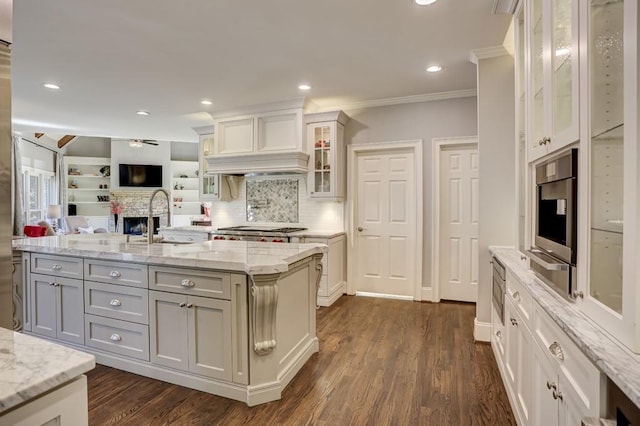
[357,227,364,232]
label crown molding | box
[318,89,477,112]
[469,46,510,64]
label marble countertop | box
[489,246,640,408]
[12,234,327,275]
[0,328,95,414]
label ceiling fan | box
[128,139,158,147]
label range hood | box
[205,151,309,175]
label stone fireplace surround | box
[109,190,170,233]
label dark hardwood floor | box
[86,296,516,425]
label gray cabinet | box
[30,273,84,345]
[149,290,232,381]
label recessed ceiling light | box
[43,83,60,90]
[201,100,213,105]
[136,110,150,116]
[298,84,312,91]
[426,65,442,73]
[415,0,437,5]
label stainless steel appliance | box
[492,257,506,325]
[528,148,578,300]
[212,226,307,243]
[0,10,12,330]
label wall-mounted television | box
[119,164,163,187]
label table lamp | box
[47,204,62,232]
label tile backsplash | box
[206,175,344,231]
[246,179,298,223]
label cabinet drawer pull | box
[109,299,122,307]
[181,279,195,287]
[548,341,565,360]
[552,390,563,401]
[546,381,557,390]
[109,270,122,278]
[110,333,122,342]
[179,302,186,308]
[512,291,520,301]
[187,237,194,241]
[52,264,62,271]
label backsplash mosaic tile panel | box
[246,179,298,223]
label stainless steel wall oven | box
[529,148,578,300]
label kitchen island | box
[0,328,95,425]
[12,234,326,406]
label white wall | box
[171,141,198,161]
[477,54,517,326]
[64,136,111,157]
[20,138,55,171]
[110,139,172,190]
[343,97,479,294]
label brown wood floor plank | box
[86,296,516,425]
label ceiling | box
[11,0,512,143]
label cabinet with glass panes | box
[305,111,348,201]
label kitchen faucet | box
[148,188,171,243]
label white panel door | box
[439,144,479,302]
[355,150,416,297]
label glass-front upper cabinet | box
[516,2,528,253]
[528,0,580,162]
[581,0,640,353]
[195,126,219,200]
[306,111,348,201]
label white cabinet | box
[306,111,348,200]
[65,156,111,222]
[214,110,303,156]
[149,290,232,381]
[170,160,201,217]
[526,0,580,162]
[504,298,533,424]
[302,234,346,306]
[30,273,84,345]
[195,126,238,202]
[578,0,640,354]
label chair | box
[23,225,49,237]
[37,220,56,236]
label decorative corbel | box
[250,274,279,355]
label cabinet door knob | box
[110,299,122,307]
[52,264,62,271]
[109,270,122,278]
[495,330,502,339]
[548,341,565,360]
[552,390,563,401]
[181,279,195,287]
[510,318,518,327]
[572,290,584,299]
[110,333,122,342]
[512,291,520,301]
[546,380,557,390]
[49,282,56,286]
[357,227,364,232]
[179,302,186,308]
[543,136,552,145]
[187,303,193,309]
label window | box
[23,166,57,224]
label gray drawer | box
[85,281,148,324]
[149,266,231,299]
[85,314,149,361]
[31,254,83,279]
[85,259,148,288]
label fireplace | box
[123,216,159,235]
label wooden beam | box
[58,135,76,148]
[34,133,44,139]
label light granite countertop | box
[12,234,327,275]
[158,226,215,233]
[490,246,640,408]
[289,230,345,239]
[0,328,95,414]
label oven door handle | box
[527,250,569,271]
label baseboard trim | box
[355,291,413,301]
[473,318,491,342]
[421,287,433,302]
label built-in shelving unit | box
[170,160,201,223]
[65,156,111,229]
